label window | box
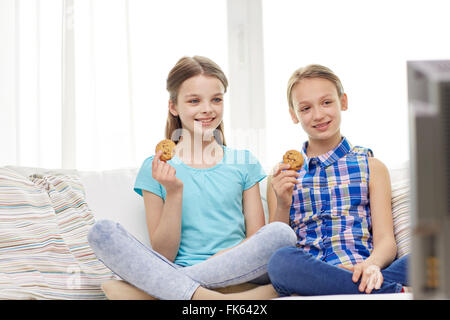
[73,0,228,170]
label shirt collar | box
[301,136,352,170]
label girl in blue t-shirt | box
[88,55,296,300]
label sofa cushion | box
[391,179,410,258]
[0,168,115,299]
[388,163,411,258]
[78,168,150,247]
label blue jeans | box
[267,246,409,296]
[88,220,297,300]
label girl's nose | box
[200,101,213,113]
[312,106,324,120]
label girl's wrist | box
[364,255,386,269]
[277,202,291,212]
[366,243,397,269]
[165,185,183,198]
[273,205,290,223]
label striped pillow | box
[0,168,115,299]
[391,179,410,258]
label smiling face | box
[169,74,225,140]
[289,77,348,143]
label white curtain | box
[1,0,63,168]
[1,0,231,170]
[73,0,230,170]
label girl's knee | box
[268,247,295,271]
[267,246,297,284]
[267,246,312,279]
[262,221,297,247]
[88,219,118,249]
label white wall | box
[262,0,450,170]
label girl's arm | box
[142,151,184,262]
[267,163,299,223]
[365,157,397,268]
[242,182,266,237]
[267,175,286,223]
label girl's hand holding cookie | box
[270,162,300,209]
[152,150,183,194]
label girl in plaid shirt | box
[266,64,410,296]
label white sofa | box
[0,164,412,300]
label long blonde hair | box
[287,64,344,110]
[165,56,228,145]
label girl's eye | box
[300,106,310,112]
[324,100,332,105]
[189,99,200,104]
[212,97,223,103]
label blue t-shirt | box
[134,146,266,266]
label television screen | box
[407,60,450,299]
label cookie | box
[155,139,176,161]
[282,150,304,171]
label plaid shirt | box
[290,137,374,266]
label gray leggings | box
[88,220,297,300]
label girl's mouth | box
[313,120,331,131]
[195,117,216,127]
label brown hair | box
[165,56,228,145]
[287,64,344,110]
